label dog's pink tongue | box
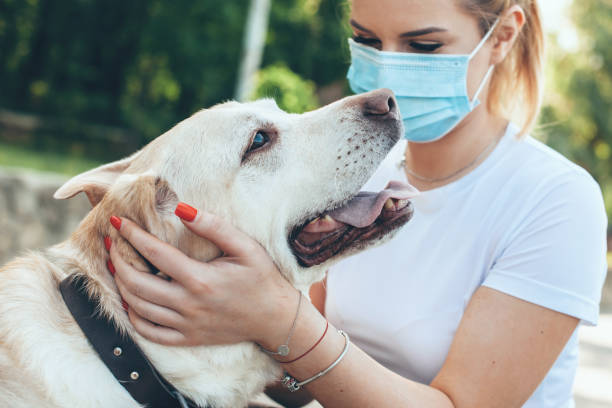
[301,181,419,233]
[299,181,419,234]
[328,181,419,228]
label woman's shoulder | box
[482,129,608,327]
[512,133,591,179]
[474,126,607,247]
[500,129,604,207]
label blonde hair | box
[460,0,545,136]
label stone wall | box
[0,166,90,265]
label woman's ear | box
[53,152,141,207]
[490,5,526,65]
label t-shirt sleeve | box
[482,171,609,326]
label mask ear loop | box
[469,18,501,60]
[468,18,501,106]
[470,65,495,107]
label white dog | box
[0,89,417,408]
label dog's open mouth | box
[290,181,419,267]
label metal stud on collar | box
[130,371,140,381]
[113,347,123,357]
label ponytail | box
[462,1,545,137]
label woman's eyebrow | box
[350,19,374,34]
[399,27,447,37]
[350,19,447,38]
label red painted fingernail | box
[107,259,116,276]
[104,236,112,252]
[110,216,122,230]
[175,202,198,222]
[122,300,129,311]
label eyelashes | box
[410,42,443,52]
[352,35,443,53]
[352,35,381,48]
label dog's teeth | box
[322,215,334,222]
[384,198,395,210]
[307,217,321,226]
[396,199,410,209]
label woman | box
[107,0,608,406]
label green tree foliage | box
[263,0,350,88]
[0,0,249,144]
[253,63,319,113]
[540,0,612,225]
[0,0,348,157]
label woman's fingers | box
[127,308,188,347]
[114,274,186,330]
[175,203,260,258]
[109,240,190,311]
[110,216,202,284]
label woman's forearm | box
[260,301,454,408]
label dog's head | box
[55,89,417,288]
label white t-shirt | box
[326,123,608,407]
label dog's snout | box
[361,88,398,120]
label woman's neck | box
[403,108,508,191]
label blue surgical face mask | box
[347,20,499,143]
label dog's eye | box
[248,131,270,152]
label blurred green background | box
[0,0,610,235]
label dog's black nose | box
[361,88,398,119]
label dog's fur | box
[0,90,404,407]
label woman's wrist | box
[263,297,349,388]
[255,284,349,391]
[259,291,304,357]
[257,293,327,359]
[279,313,346,384]
[254,284,304,351]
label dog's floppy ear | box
[53,153,139,207]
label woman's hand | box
[106,203,300,348]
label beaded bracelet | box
[281,320,329,365]
[281,330,350,392]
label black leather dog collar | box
[59,274,203,408]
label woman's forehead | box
[350,0,475,33]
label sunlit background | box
[0,1,610,407]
